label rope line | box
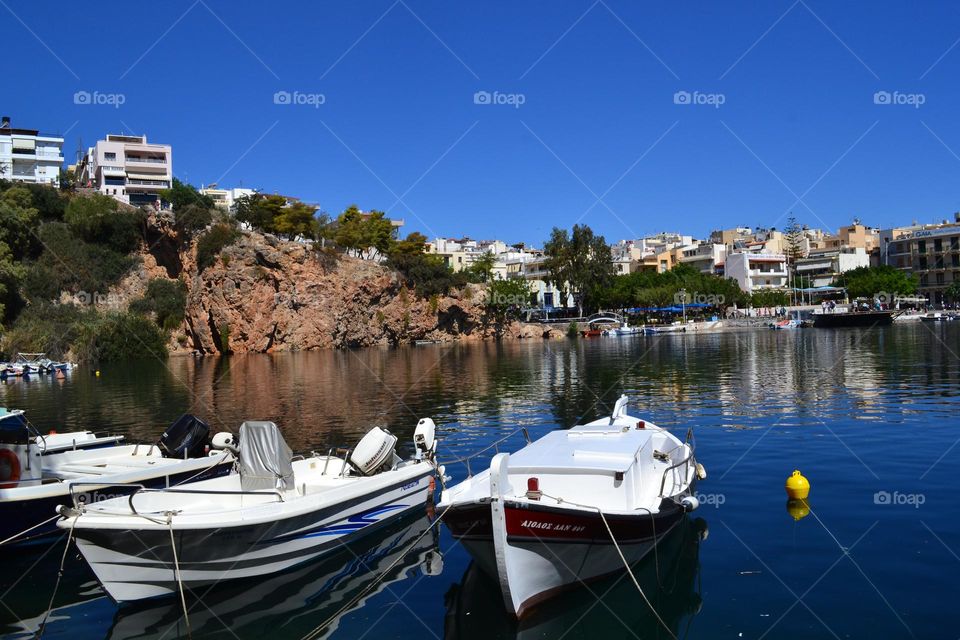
[299,502,452,640]
[35,517,77,639]
[539,491,675,640]
[167,513,193,640]
[0,514,61,547]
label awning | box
[12,138,35,150]
[126,172,168,181]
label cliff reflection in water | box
[1,325,956,456]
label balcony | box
[125,156,167,164]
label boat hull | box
[812,311,894,328]
[70,469,433,602]
[0,460,234,546]
[445,497,687,617]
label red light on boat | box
[636,420,645,429]
[526,477,542,501]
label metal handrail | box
[127,487,284,517]
[658,450,695,498]
[68,481,147,509]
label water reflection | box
[1,512,440,640]
[444,516,707,640]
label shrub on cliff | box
[388,251,467,298]
[21,223,137,301]
[129,278,187,330]
[196,224,241,271]
[64,193,143,253]
[2,303,166,361]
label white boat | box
[437,395,704,618]
[1,412,235,546]
[614,326,642,336]
[770,319,798,330]
[57,418,441,602]
[643,324,687,335]
[920,312,955,322]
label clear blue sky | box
[6,1,960,246]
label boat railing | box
[443,427,532,477]
[66,482,286,515]
[658,429,697,498]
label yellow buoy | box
[786,498,810,521]
[95,370,101,377]
[785,469,810,500]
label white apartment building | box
[726,252,788,293]
[78,134,172,207]
[681,243,727,275]
[795,247,870,288]
[200,186,257,211]
[0,117,63,186]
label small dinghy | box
[57,418,441,603]
[1,413,234,546]
[437,395,705,618]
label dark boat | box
[811,310,895,328]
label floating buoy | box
[95,370,100,377]
[786,498,810,521]
[785,470,810,500]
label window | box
[935,239,943,252]
[918,240,926,254]
[936,272,945,285]
[920,274,928,286]
[919,257,928,269]
[951,236,960,251]
[104,152,116,161]
[953,254,960,268]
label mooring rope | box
[539,492,676,640]
[34,516,77,639]
[167,513,193,640]
[0,514,61,547]
[299,501,452,640]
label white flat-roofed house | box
[726,252,788,293]
[77,134,172,207]
[681,243,726,275]
[795,248,870,288]
[0,116,63,186]
[200,186,257,212]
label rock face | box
[173,232,510,354]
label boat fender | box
[0,448,20,489]
[350,427,398,476]
[680,496,699,512]
[696,462,707,480]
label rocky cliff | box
[113,220,551,354]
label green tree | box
[0,186,41,259]
[542,224,614,316]
[464,253,496,283]
[160,178,215,212]
[832,265,918,299]
[391,231,428,257]
[274,201,319,240]
[484,277,532,334]
[196,224,241,272]
[333,206,395,259]
[946,280,960,303]
[64,193,143,253]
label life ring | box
[0,448,21,489]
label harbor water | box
[1,322,958,639]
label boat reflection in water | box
[108,510,441,639]
[2,511,440,640]
[444,516,707,640]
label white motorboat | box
[58,418,441,602]
[1,412,235,546]
[614,326,642,336]
[920,312,955,322]
[643,324,687,335]
[438,395,704,618]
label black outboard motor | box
[157,414,211,459]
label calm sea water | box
[2,323,959,639]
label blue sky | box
[6,1,960,246]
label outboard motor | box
[157,414,211,459]
[350,427,399,476]
[414,418,437,461]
